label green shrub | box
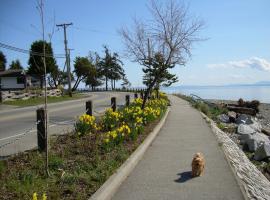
[217,122,225,131]
[200,103,209,115]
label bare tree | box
[119,0,205,108]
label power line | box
[73,26,119,37]
[0,42,65,58]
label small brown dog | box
[191,152,205,177]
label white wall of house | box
[0,77,25,89]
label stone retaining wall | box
[201,112,270,200]
[0,89,62,102]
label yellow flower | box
[111,131,117,139]
[42,193,47,200]
[104,138,110,143]
[127,127,131,134]
[33,193,38,200]
[136,117,143,124]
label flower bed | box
[0,94,169,200]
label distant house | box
[0,69,40,90]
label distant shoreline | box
[164,83,270,88]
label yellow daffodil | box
[33,193,38,200]
[42,193,47,200]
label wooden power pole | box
[56,23,73,97]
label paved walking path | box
[112,95,244,200]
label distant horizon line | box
[166,81,270,88]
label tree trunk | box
[40,76,44,89]
[72,77,82,91]
[142,77,158,109]
[105,76,108,91]
[156,89,159,99]
[111,79,113,90]
[53,77,58,88]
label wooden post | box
[125,95,130,106]
[134,93,138,99]
[111,97,116,111]
[86,100,93,116]
[37,108,46,151]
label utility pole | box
[56,23,73,97]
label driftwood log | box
[262,128,270,136]
[226,105,256,116]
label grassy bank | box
[2,93,86,107]
[174,94,228,121]
[0,95,168,199]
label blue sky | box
[0,0,270,87]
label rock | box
[228,111,236,122]
[237,124,256,135]
[239,132,253,143]
[218,114,230,123]
[246,133,269,152]
[254,144,270,161]
[235,114,253,125]
[249,119,262,132]
[238,127,269,151]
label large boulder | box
[246,133,270,152]
[249,119,262,132]
[217,114,230,123]
[254,144,270,161]
[235,114,253,125]
[237,124,256,136]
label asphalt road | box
[0,92,133,157]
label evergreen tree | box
[99,46,124,90]
[9,59,23,70]
[27,40,58,88]
[72,56,95,91]
[0,51,7,71]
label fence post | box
[134,93,138,99]
[111,97,116,111]
[86,100,93,116]
[37,108,46,152]
[125,95,130,106]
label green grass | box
[2,93,86,107]
[174,94,228,120]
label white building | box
[0,69,32,90]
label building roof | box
[0,69,26,77]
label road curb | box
[89,107,171,200]
[200,112,270,200]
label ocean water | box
[162,85,270,103]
